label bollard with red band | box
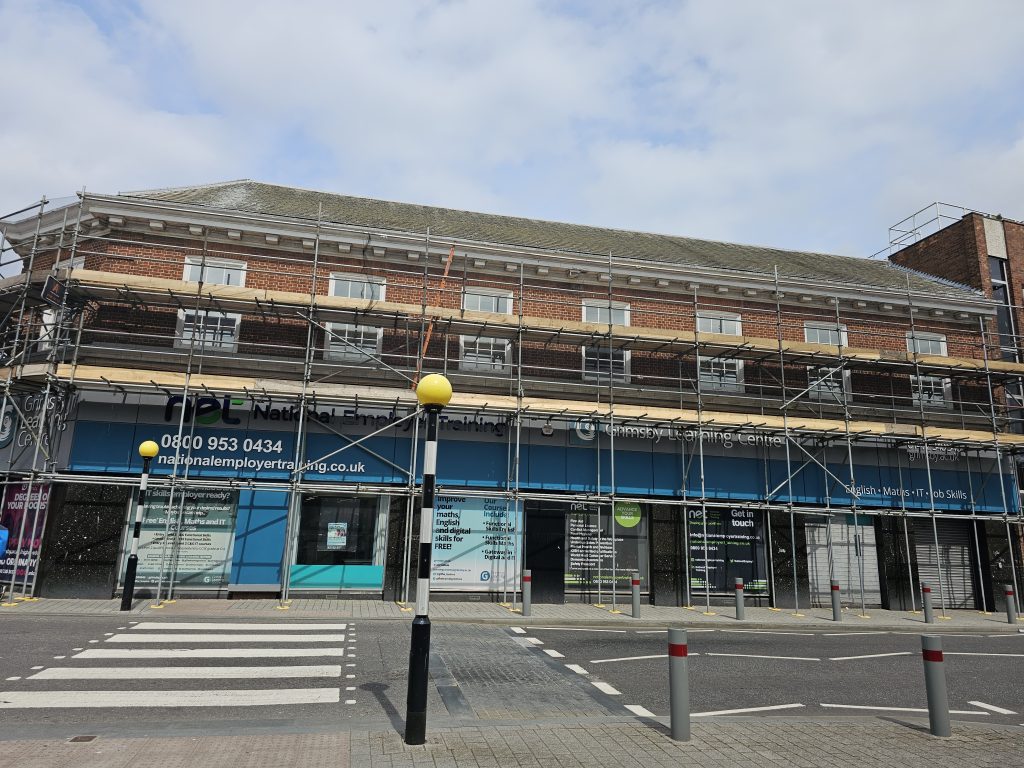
[522,569,531,617]
[631,572,641,619]
[734,577,745,621]
[921,635,951,737]
[668,627,690,741]
[921,582,935,624]
[1005,585,1018,625]
[830,580,842,622]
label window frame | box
[698,356,745,393]
[696,310,742,336]
[581,299,631,383]
[905,331,948,357]
[175,309,242,353]
[459,287,513,373]
[911,374,952,409]
[803,320,848,347]
[806,364,851,403]
[325,273,386,362]
[182,256,247,287]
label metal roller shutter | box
[913,518,975,609]
[806,515,882,608]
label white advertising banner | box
[430,495,522,592]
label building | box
[0,182,1021,614]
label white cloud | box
[2,0,1024,259]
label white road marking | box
[30,667,42,671]
[987,634,1024,638]
[565,664,589,675]
[345,699,356,704]
[592,682,621,695]
[28,665,342,680]
[5,677,20,681]
[0,688,340,708]
[52,656,64,660]
[510,627,526,634]
[704,653,820,662]
[543,649,565,658]
[821,704,988,715]
[625,704,655,717]
[346,686,356,691]
[525,637,544,645]
[828,652,913,661]
[634,628,715,634]
[346,663,356,667]
[71,648,82,651]
[693,703,805,717]
[969,701,1018,715]
[105,634,347,643]
[131,623,348,631]
[822,631,890,637]
[74,648,347,659]
[590,654,669,664]
[524,627,627,633]
[104,633,113,636]
[88,640,98,644]
[719,630,815,637]
[346,674,355,679]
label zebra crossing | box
[0,620,357,709]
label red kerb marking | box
[922,649,943,663]
[668,643,688,658]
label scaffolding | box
[1,192,1023,613]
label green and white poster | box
[430,495,522,592]
[123,488,238,589]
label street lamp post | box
[120,440,159,612]
[404,373,452,746]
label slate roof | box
[121,180,981,300]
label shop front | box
[33,392,1020,603]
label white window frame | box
[37,308,58,351]
[175,309,241,352]
[804,321,848,347]
[697,310,742,336]
[582,299,631,383]
[325,273,386,362]
[906,331,947,357]
[175,257,246,352]
[182,256,247,287]
[806,365,850,403]
[460,287,513,372]
[698,356,744,393]
[911,374,952,409]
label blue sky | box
[2,0,1024,259]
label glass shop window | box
[296,496,379,566]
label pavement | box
[0,597,1021,767]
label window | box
[906,332,947,356]
[325,274,385,361]
[906,332,950,408]
[805,322,850,402]
[176,257,246,351]
[699,357,743,392]
[461,288,512,371]
[37,308,58,351]
[582,300,630,382]
[182,257,246,286]
[911,375,951,409]
[697,311,742,336]
[806,365,848,403]
[804,321,847,347]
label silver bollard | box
[522,569,531,617]
[1006,584,1018,625]
[830,580,842,622]
[668,627,690,742]
[921,635,951,737]
[631,572,641,619]
[922,582,935,624]
[734,577,745,621]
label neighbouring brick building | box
[0,182,1021,615]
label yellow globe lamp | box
[416,373,452,410]
[138,440,160,459]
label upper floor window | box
[176,257,246,352]
[906,332,947,356]
[699,357,744,393]
[325,274,386,361]
[582,300,630,382]
[183,257,246,287]
[911,375,951,409]
[461,288,512,372]
[804,321,847,347]
[697,311,742,336]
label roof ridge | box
[887,261,984,298]
[119,179,253,196]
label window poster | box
[325,521,349,550]
[124,488,238,589]
[688,507,768,593]
[0,483,50,584]
[430,495,522,591]
[565,501,648,589]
